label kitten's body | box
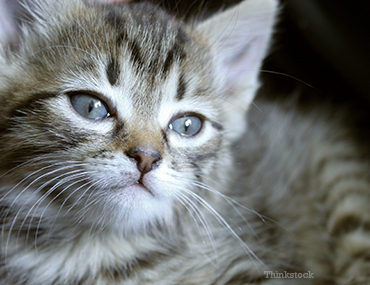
[0,0,369,284]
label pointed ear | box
[0,0,84,59]
[0,0,21,54]
[196,0,278,107]
[0,0,44,56]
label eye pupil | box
[71,94,110,120]
[184,119,192,132]
[88,101,94,113]
[169,115,202,137]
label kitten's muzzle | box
[128,148,161,174]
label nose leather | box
[128,149,161,174]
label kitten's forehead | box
[51,2,213,114]
[101,3,188,84]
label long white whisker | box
[24,172,88,243]
[175,192,212,244]
[8,163,86,218]
[175,190,218,263]
[64,179,102,216]
[20,170,87,232]
[5,164,87,255]
[47,179,94,237]
[193,181,259,237]
[180,187,266,272]
[0,161,70,204]
[194,179,290,233]
[0,156,46,180]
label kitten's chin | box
[99,178,175,235]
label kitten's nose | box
[128,149,161,174]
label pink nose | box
[128,150,161,174]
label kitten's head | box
[0,0,276,236]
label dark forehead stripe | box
[106,5,188,80]
[106,8,144,71]
[162,27,188,77]
[175,27,188,55]
[128,39,144,71]
[117,31,144,72]
[176,73,186,101]
[106,59,119,86]
[106,8,125,28]
[162,48,175,77]
[105,9,123,85]
[106,8,127,46]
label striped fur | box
[0,0,369,284]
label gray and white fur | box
[0,0,369,284]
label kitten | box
[0,0,369,284]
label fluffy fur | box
[0,0,369,284]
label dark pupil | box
[184,119,191,132]
[88,101,94,113]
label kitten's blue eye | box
[169,115,202,137]
[71,94,110,120]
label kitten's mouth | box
[131,180,154,196]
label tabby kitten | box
[0,0,369,284]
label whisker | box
[4,163,87,255]
[64,179,102,216]
[47,180,94,238]
[24,172,88,244]
[179,187,267,272]
[194,178,290,234]
[1,162,85,215]
[175,191,218,263]
[193,180,260,237]
[21,170,87,228]
[175,192,214,245]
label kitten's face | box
[0,2,226,235]
[0,0,276,236]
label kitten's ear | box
[0,0,44,56]
[0,0,82,59]
[196,0,278,109]
[0,0,21,55]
